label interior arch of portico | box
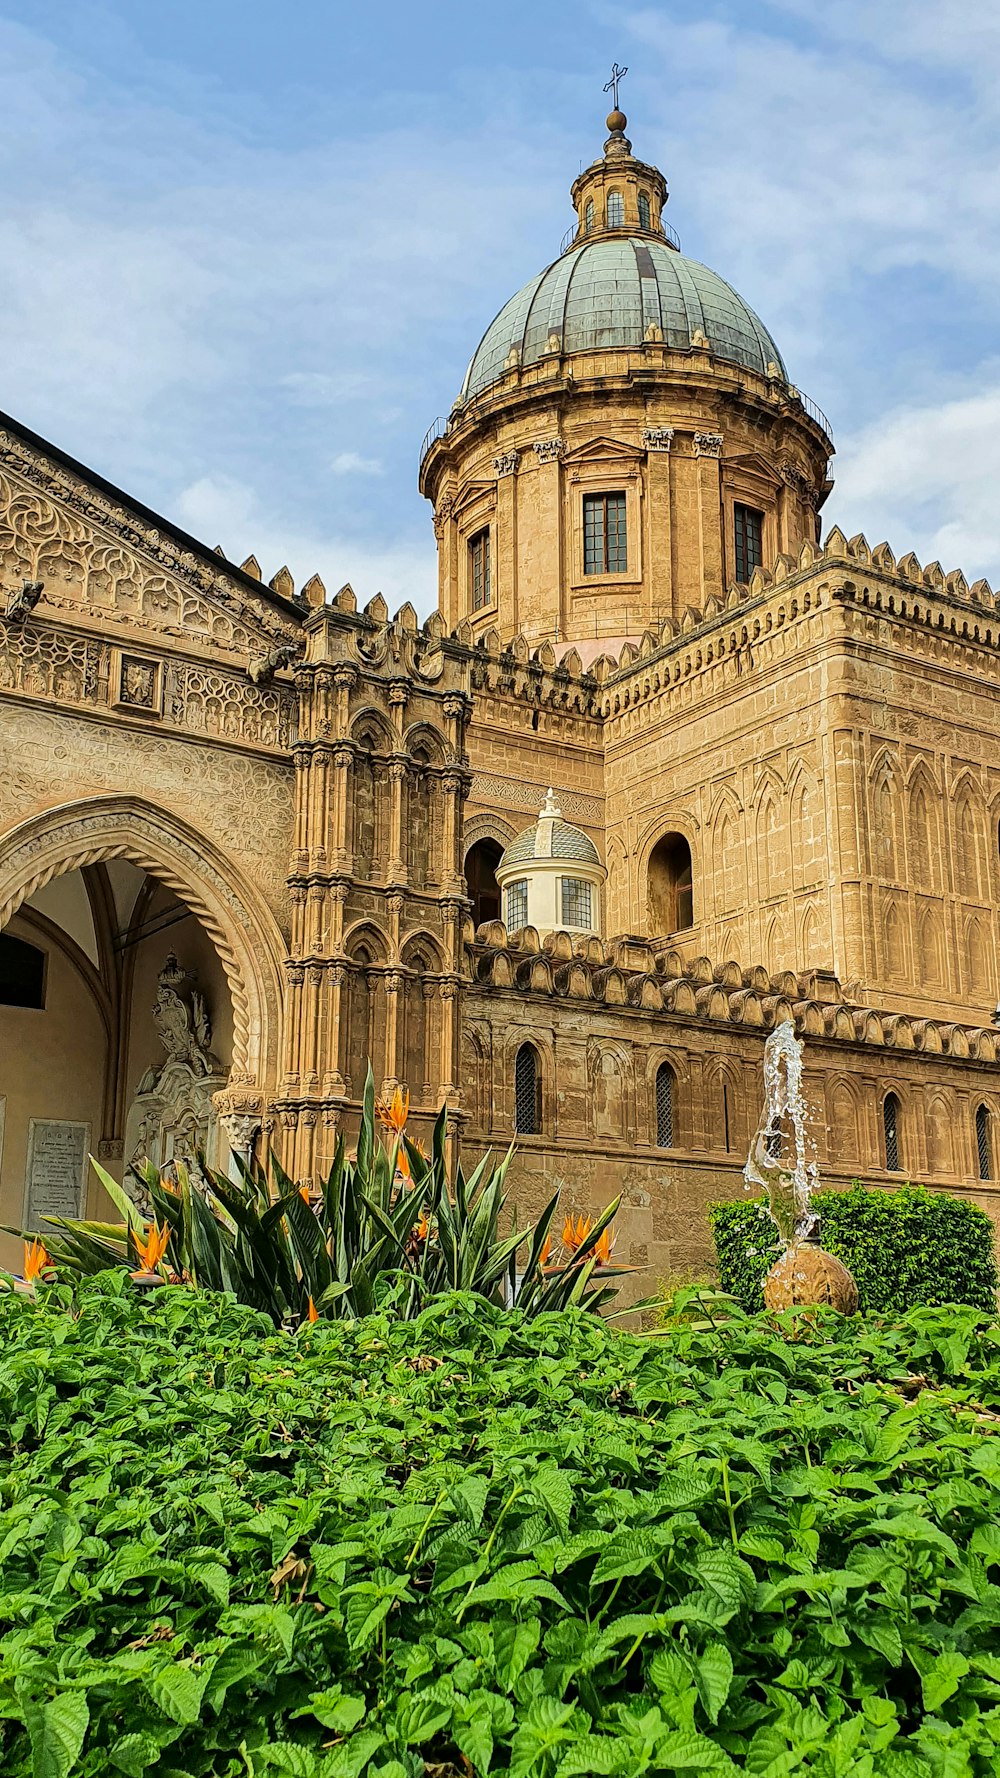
[0,794,286,1099]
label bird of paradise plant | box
[131,1218,171,1279]
[22,1237,52,1287]
[30,1065,640,1327]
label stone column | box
[383,970,403,1095]
[642,428,674,623]
[387,760,407,883]
[493,450,520,640]
[694,433,724,605]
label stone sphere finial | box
[606,108,627,133]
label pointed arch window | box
[514,1043,542,1134]
[638,191,651,230]
[883,1093,901,1173]
[655,1062,675,1148]
[976,1104,992,1181]
[606,190,624,227]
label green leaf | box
[23,1693,89,1778]
[534,1465,574,1538]
[451,1475,490,1530]
[694,1641,733,1725]
[591,1528,669,1586]
[144,1662,209,1726]
[297,1689,367,1734]
[109,1732,163,1775]
[918,1650,970,1713]
[398,1693,453,1745]
[187,1559,230,1606]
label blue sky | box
[2,0,999,608]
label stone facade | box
[2,111,999,1281]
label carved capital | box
[384,971,404,994]
[493,450,520,478]
[532,437,564,464]
[333,744,354,769]
[388,759,408,784]
[220,1112,261,1157]
[694,432,723,459]
[642,426,674,452]
[388,681,409,710]
[387,892,405,915]
[332,664,359,689]
[442,692,471,723]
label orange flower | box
[562,1213,592,1255]
[376,1086,410,1135]
[538,1235,552,1269]
[307,1296,319,1323]
[298,1184,311,1204]
[415,1210,429,1242]
[594,1224,617,1266]
[23,1237,52,1283]
[396,1144,412,1182]
[132,1219,170,1273]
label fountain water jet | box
[746,1019,859,1313]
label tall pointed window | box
[469,528,491,611]
[514,1044,542,1134]
[883,1093,901,1173]
[638,192,651,230]
[607,190,624,227]
[976,1104,992,1181]
[655,1063,675,1148]
[734,504,763,584]
[583,493,627,575]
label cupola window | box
[584,199,594,235]
[734,503,764,585]
[638,191,651,229]
[583,492,627,575]
[469,527,492,611]
[505,879,528,930]
[606,190,624,227]
[560,878,593,928]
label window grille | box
[514,1044,541,1134]
[505,879,528,930]
[607,190,624,227]
[469,528,491,611]
[655,1063,674,1147]
[584,199,594,235]
[734,503,764,585]
[560,878,593,927]
[638,192,651,229]
[977,1104,992,1180]
[883,1094,901,1172]
[0,934,45,1009]
[583,492,627,575]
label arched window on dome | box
[584,198,594,235]
[606,190,624,227]
[638,191,651,230]
[655,1062,675,1148]
[514,1043,542,1134]
[648,833,694,934]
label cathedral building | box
[1,103,999,1280]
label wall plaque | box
[24,1119,90,1230]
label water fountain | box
[745,1019,859,1313]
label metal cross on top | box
[603,62,628,110]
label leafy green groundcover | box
[3,1282,1000,1776]
[711,1184,999,1316]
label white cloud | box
[330,451,384,477]
[173,473,437,615]
[829,381,1000,580]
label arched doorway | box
[465,837,504,928]
[648,831,694,933]
[0,797,287,1266]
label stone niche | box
[124,952,229,1205]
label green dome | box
[500,818,600,868]
[460,235,786,401]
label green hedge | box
[711,1181,999,1314]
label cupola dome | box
[496,790,606,936]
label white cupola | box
[495,789,607,937]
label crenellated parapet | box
[467,922,999,1063]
